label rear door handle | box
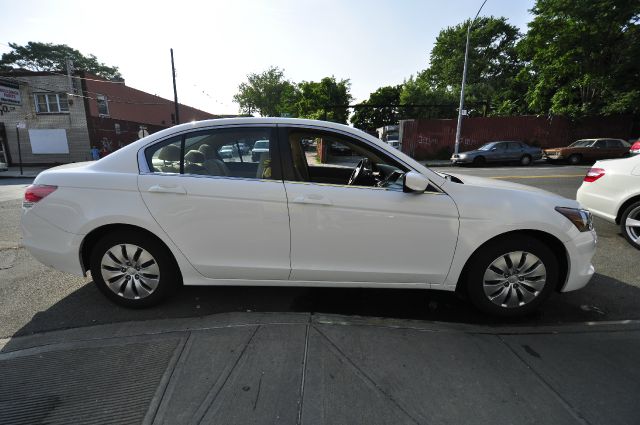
[148,184,186,194]
[292,194,333,206]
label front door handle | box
[292,194,333,206]
[148,184,186,194]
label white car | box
[577,155,640,249]
[21,118,596,316]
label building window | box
[97,94,109,116]
[34,93,70,113]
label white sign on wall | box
[28,129,70,154]
[0,83,21,106]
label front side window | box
[145,127,278,180]
[96,94,109,116]
[34,93,69,113]
[285,129,407,189]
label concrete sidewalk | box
[1,313,638,425]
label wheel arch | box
[455,229,569,296]
[80,223,182,280]
[615,194,640,225]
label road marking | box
[490,174,585,180]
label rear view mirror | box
[403,171,430,193]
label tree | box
[233,66,298,117]
[519,0,640,117]
[295,77,353,123]
[0,42,122,80]
[400,17,525,117]
[351,85,402,131]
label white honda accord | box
[21,118,596,316]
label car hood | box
[444,173,575,204]
[458,149,484,156]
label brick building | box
[0,70,218,166]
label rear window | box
[254,141,269,149]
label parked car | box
[543,138,630,165]
[629,139,640,156]
[387,139,401,150]
[577,155,640,250]
[251,140,270,161]
[219,144,239,159]
[21,118,596,317]
[451,141,543,166]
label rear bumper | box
[21,209,85,276]
[560,229,597,292]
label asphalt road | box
[1,165,639,339]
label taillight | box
[583,168,605,183]
[23,184,57,207]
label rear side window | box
[144,127,279,180]
[147,137,182,174]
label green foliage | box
[295,77,352,124]
[401,17,525,118]
[400,74,459,118]
[351,85,402,131]
[520,0,640,117]
[234,68,352,123]
[233,66,298,117]
[0,41,122,80]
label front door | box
[138,126,290,281]
[280,126,459,284]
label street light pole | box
[454,0,488,155]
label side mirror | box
[403,171,430,193]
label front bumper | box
[450,155,474,164]
[560,229,597,292]
[543,152,563,160]
[21,209,85,276]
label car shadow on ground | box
[6,272,640,341]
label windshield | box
[477,142,497,151]
[254,140,269,149]
[569,139,595,147]
[220,145,233,151]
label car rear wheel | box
[520,155,532,166]
[568,154,582,165]
[620,202,640,250]
[90,231,180,308]
[465,235,558,317]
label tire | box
[473,156,486,166]
[568,154,582,165]
[90,230,181,308]
[464,235,558,317]
[520,155,532,166]
[620,201,640,250]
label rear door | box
[138,125,291,281]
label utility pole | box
[170,48,180,125]
[454,0,488,155]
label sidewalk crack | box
[497,335,591,425]
[314,326,422,425]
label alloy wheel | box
[100,244,160,299]
[482,251,547,308]
[624,206,640,245]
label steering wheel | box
[348,158,373,186]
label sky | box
[0,0,535,116]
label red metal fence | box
[401,115,638,160]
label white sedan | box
[577,155,640,249]
[21,118,596,316]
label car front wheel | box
[620,201,640,250]
[90,231,180,308]
[465,235,558,317]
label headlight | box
[458,154,467,158]
[555,207,593,232]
